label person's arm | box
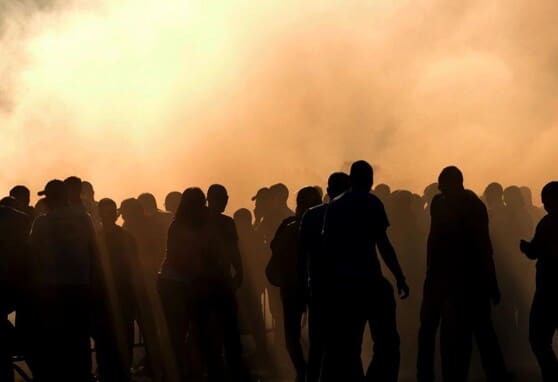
[520,219,547,260]
[377,232,409,299]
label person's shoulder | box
[303,203,327,220]
[536,214,556,232]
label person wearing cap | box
[29,179,97,382]
[0,195,30,382]
[320,161,409,382]
[9,185,35,218]
[267,186,323,382]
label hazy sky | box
[1,0,557,210]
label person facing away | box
[9,185,35,218]
[299,172,350,382]
[520,186,546,230]
[266,186,322,382]
[206,184,251,381]
[64,176,86,211]
[418,166,509,382]
[164,191,182,215]
[91,198,139,382]
[233,208,272,371]
[321,160,409,382]
[81,180,101,231]
[28,179,97,382]
[138,192,172,269]
[0,198,30,382]
[520,181,558,382]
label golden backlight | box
[1,0,557,209]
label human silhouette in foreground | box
[0,197,29,382]
[321,160,409,382]
[299,172,351,382]
[233,208,273,374]
[91,198,139,382]
[267,186,322,382]
[29,179,97,382]
[520,181,558,382]
[206,184,251,381]
[418,166,510,382]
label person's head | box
[138,193,158,215]
[0,196,18,208]
[34,198,48,215]
[165,191,182,215]
[176,188,207,226]
[541,182,558,215]
[438,166,464,197]
[327,172,351,200]
[64,176,83,204]
[296,186,323,218]
[520,186,534,207]
[269,183,289,207]
[373,184,391,202]
[252,187,271,220]
[504,186,525,209]
[392,190,414,212]
[98,198,118,227]
[9,185,30,209]
[39,179,68,209]
[350,160,374,191]
[207,184,228,213]
[119,198,144,222]
[483,182,504,208]
[423,183,439,207]
[81,181,95,202]
[233,208,252,230]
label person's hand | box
[397,279,410,300]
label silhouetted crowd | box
[0,161,557,382]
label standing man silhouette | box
[321,160,409,382]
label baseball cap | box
[38,179,66,198]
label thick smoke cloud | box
[1,0,558,208]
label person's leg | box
[158,278,189,382]
[281,288,306,381]
[220,288,252,382]
[366,280,400,382]
[307,295,326,382]
[440,299,472,382]
[529,292,558,382]
[321,289,367,382]
[195,293,226,382]
[0,314,14,382]
[417,280,442,382]
[471,299,510,382]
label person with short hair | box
[29,179,97,382]
[321,161,409,382]
[521,181,558,382]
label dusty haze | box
[1,0,558,210]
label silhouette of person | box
[321,160,409,382]
[420,167,509,382]
[64,176,87,211]
[164,191,182,215]
[252,187,271,231]
[233,208,273,373]
[29,179,97,382]
[206,184,251,381]
[120,197,163,379]
[520,186,545,231]
[267,186,322,382]
[520,181,558,382]
[91,198,139,382]
[0,199,30,382]
[9,185,34,218]
[34,197,48,216]
[299,172,350,382]
[0,196,17,208]
[373,183,392,216]
[81,180,101,231]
